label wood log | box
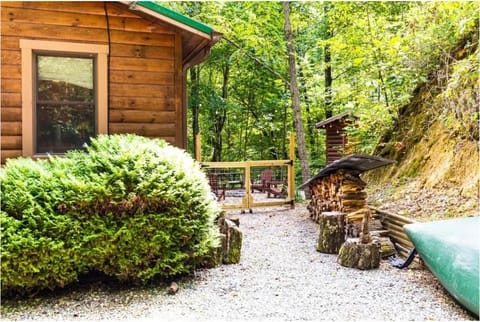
[343,174,366,186]
[1,149,21,163]
[228,216,240,227]
[346,208,369,222]
[109,123,175,136]
[341,199,366,208]
[1,93,22,107]
[1,78,21,93]
[1,107,21,121]
[222,219,242,264]
[308,170,370,225]
[110,83,174,98]
[110,96,175,111]
[340,192,367,200]
[360,208,371,244]
[207,212,243,266]
[110,70,174,85]
[337,238,380,270]
[371,236,397,258]
[110,110,176,123]
[1,135,21,149]
[1,50,21,67]
[110,57,174,73]
[341,184,364,192]
[2,5,173,34]
[1,121,21,135]
[317,211,346,254]
[5,2,138,17]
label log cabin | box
[1,1,222,163]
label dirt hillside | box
[365,28,479,221]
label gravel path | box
[1,205,475,321]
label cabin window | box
[35,54,96,154]
[20,40,108,157]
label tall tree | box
[323,2,333,119]
[212,62,229,161]
[166,1,477,160]
[283,1,311,189]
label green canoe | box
[404,217,479,317]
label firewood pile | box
[307,169,367,223]
[301,154,397,269]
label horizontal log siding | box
[1,1,183,163]
[325,122,349,164]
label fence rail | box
[196,133,296,212]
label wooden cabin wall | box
[1,1,184,164]
[325,121,348,164]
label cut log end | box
[317,212,346,254]
[337,238,380,270]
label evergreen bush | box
[1,134,220,296]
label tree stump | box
[201,212,243,267]
[337,238,380,269]
[317,211,346,254]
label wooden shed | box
[1,1,221,163]
[314,112,352,164]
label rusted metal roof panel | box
[299,154,395,189]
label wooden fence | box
[196,132,296,212]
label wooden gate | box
[196,133,296,212]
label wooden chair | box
[207,173,225,201]
[266,182,288,198]
[251,168,274,193]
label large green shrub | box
[1,135,220,295]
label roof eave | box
[121,1,213,40]
[183,31,223,70]
[314,112,351,129]
[120,1,222,69]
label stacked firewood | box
[307,169,367,223]
[306,167,399,269]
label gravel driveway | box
[1,205,475,321]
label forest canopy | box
[162,1,478,175]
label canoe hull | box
[404,217,479,317]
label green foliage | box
[166,2,477,162]
[0,134,220,296]
[436,46,479,140]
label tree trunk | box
[324,2,333,119]
[299,66,318,161]
[212,63,229,162]
[283,1,311,194]
[366,4,390,108]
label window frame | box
[20,39,108,157]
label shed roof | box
[299,154,395,189]
[315,112,350,129]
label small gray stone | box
[167,282,179,295]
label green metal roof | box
[137,1,214,35]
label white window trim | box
[20,39,109,157]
